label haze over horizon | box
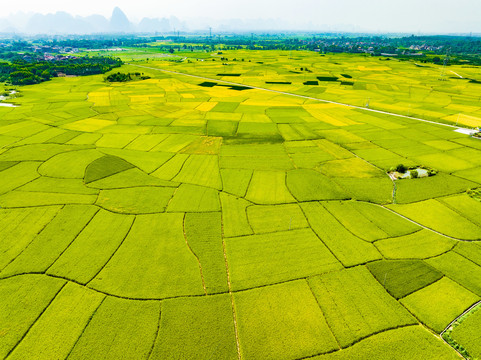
[2,0,481,34]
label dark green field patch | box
[367,260,443,299]
[84,155,135,184]
[0,161,18,172]
[207,121,238,137]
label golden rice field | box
[1,50,481,359]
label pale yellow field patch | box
[304,109,349,126]
[170,118,205,126]
[446,103,481,113]
[358,65,392,71]
[304,103,346,110]
[128,95,151,103]
[180,93,195,99]
[63,118,116,132]
[196,102,218,112]
[444,113,481,127]
[88,91,111,106]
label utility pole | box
[439,49,450,81]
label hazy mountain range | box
[0,7,187,35]
[0,7,309,35]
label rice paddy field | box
[2,49,481,359]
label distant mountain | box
[25,12,92,34]
[0,7,285,35]
[110,7,132,33]
[138,17,171,33]
[84,15,110,33]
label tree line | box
[0,56,122,85]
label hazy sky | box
[4,0,481,33]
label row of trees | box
[0,56,122,85]
[105,72,151,82]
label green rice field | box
[2,49,481,359]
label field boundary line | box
[305,279,342,350]
[320,202,385,246]
[147,302,162,360]
[441,300,481,336]
[294,324,420,360]
[182,213,207,295]
[85,215,136,285]
[0,265,385,302]
[44,207,101,274]
[0,205,64,273]
[129,64,462,130]
[4,281,67,359]
[298,204,344,266]
[378,204,475,242]
[64,295,107,359]
[220,201,242,360]
[440,300,481,360]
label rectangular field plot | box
[374,229,455,259]
[450,305,481,360]
[234,280,338,360]
[0,275,66,359]
[247,203,308,234]
[225,228,342,290]
[0,206,61,271]
[7,282,105,360]
[286,169,349,202]
[455,242,481,266]
[47,210,134,284]
[220,193,253,238]
[308,267,416,347]
[167,184,220,212]
[426,251,481,297]
[68,297,160,360]
[184,212,229,294]
[89,213,205,298]
[172,154,222,189]
[388,199,481,240]
[311,326,460,360]
[345,201,421,237]
[220,168,252,198]
[302,202,382,267]
[395,173,477,204]
[245,171,295,204]
[400,277,479,333]
[367,260,443,299]
[1,205,98,277]
[150,294,237,360]
[333,177,394,204]
[322,201,389,242]
[438,193,481,227]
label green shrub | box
[410,169,419,178]
[395,164,407,173]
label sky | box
[3,0,481,33]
